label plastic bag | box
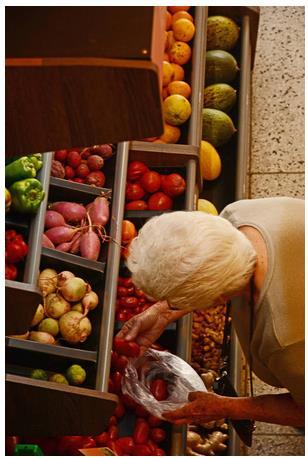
[121,348,207,419]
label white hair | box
[126,211,257,310]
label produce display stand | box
[5,5,259,456]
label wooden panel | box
[6,374,118,436]
[5,281,42,336]
[6,6,155,60]
[6,59,164,156]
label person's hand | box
[116,300,187,355]
[163,391,229,425]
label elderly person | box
[117,197,304,427]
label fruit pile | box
[51,144,114,187]
[14,269,100,346]
[42,196,110,261]
[30,364,87,386]
[200,15,240,189]
[5,230,28,281]
[125,160,186,211]
[144,6,195,144]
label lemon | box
[163,94,192,126]
[200,140,222,180]
[197,199,218,215]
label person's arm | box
[116,300,188,354]
[163,391,304,427]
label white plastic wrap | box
[121,349,206,419]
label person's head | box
[126,211,257,311]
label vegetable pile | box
[30,363,87,386]
[12,269,100,346]
[116,276,155,322]
[5,154,45,214]
[51,144,114,187]
[125,160,186,211]
[5,230,28,281]
[42,196,110,261]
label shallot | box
[29,331,56,345]
[87,196,109,227]
[42,233,55,249]
[50,202,87,223]
[44,226,78,245]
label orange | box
[168,6,191,13]
[173,18,196,42]
[159,122,181,143]
[169,41,192,65]
[167,80,192,99]
[164,30,168,51]
[165,30,176,52]
[162,60,174,86]
[163,51,170,61]
[166,10,172,30]
[163,94,192,126]
[162,86,169,100]
[172,11,194,24]
[170,63,185,81]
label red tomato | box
[112,371,123,394]
[135,404,149,418]
[114,401,125,418]
[5,436,20,455]
[147,192,173,210]
[116,311,128,322]
[126,183,145,201]
[108,425,119,441]
[127,161,149,181]
[108,377,115,393]
[121,394,139,410]
[121,277,134,288]
[126,285,135,295]
[150,428,166,443]
[135,288,146,297]
[155,448,166,455]
[107,439,123,456]
[140,171,161,193]
[56,436,87,455]
[119,296,139,308]
[161,173,186,197]
[108,415,118,426]
[117,285,129,297]
[150,379,168,401]
[111,350,118,367]
[133,420,150,444]
[114,355,129,372]
[94,431,109,446]
[147,439,158,453]
[133,444,153,456]
[114,338,140,357]
[122,220,137,245]
[125,200,148,211]
[148,415,163,427]
[115,436,135,455]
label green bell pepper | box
[28,153,43,171]
[5,156,37,185]
[9,178,45,214]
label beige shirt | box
[220,197,304,405]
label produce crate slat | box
[50,176,112,198]
[6,374,118,436]
[95,142,130,392]
[130,141,199,159]
[5,337,98,363]
[41,247,106,273]
[5,281,42,336]
[23,152,53,284]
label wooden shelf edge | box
[50,177,112,198]
[130,141,199,158]
[41,247,106,273]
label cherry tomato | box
[111,350,118,368]
[133,444,153,456]
[135,404,149,418]
[115,436,135,455]
[127,161,149,181]
[108,377,115,393]
[117,285,129,297]
[114,401,125,418]
[121,277,134,288]
[148,415,163,427]
[119,296,139,308]
[150,428,166,443]
[140,171,161,193]
[133,420,150,444]
[150,379,168,401]
[108,425,119,441]
[56,436,88,455]
[155,448,166,455]
[126,183,145,201]
[121,394,139,410]
[161,173,186,197]
[112,371,123,394]
[108,415,118,426]
[135,288,146,297]
[147,192,173,210]
[114,355,129,372]
[116,311,128,322]
[5,436,20,455]
[113,338,140,357]
[107,439,123,456]
[94,431,109,446]
[125,200,148,211]
[126,285,135,295]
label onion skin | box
[80,230,101,261]
[9,331,30,340]
[30,304,45,327]
[60,277,88,302]
[57,271,75,287]
[45,226,77,245]
[42,233,55,249]
[59,311,92,343]
[45,210,66,229]
[45,293,71,319]
[29,331,56,345]
[50,202,87,224]
[87,196,110,227]
[38,268,58,297]
[82,291,99,313]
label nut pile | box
[191,303,226,372]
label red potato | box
[70,231,82,254]
[87,196,110,227]
[125,200,148,211]
[147,192,173,211]
[81,144,113,159]
[65,165,75,179]
[76,163,90,178]
[85,170,106,187]
[50,202,87,224]
[45,210,67,229]
[87,155,104,170]
[80,230,100,261]
[161,173,186,197]
[140,171,161,193]
[67,150,82,168]
[54,150,68,162]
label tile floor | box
[244,5,305,457]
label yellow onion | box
[82,291,99,314]
[45,293,71,319]
[57,270,75,288]
[59,311,92,344]
[29,331,56,345]
[30,304,45,327]
[38,268,58,297]
[60,277,88,302]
